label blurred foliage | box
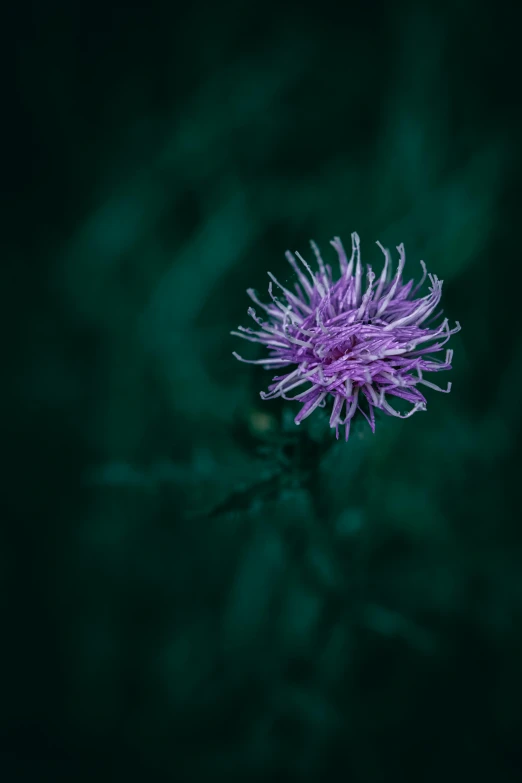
[4,0,522,781]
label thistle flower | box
[232,233,461,441]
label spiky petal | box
[232,233,461,441]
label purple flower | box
[232,233,461,441]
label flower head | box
[232,233,461,441]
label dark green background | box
[5,1,522,781]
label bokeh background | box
[5,0,522,780]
